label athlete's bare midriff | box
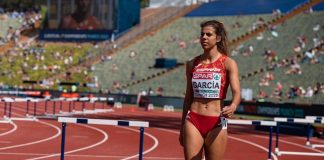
[190,98,223,116]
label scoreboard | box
[39,0,140,41]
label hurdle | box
[1,96,112,120]
[58,117,149,160]
[228,119,277,160]
[273,117,324,156]
[2,97,14,118]
[305,116,324,148]
[38,97,112,119]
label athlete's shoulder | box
[224,56,238,70]
[185,55,200,74]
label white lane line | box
[229,136,278,160]
[0,120,61,151]
[0,152,47,156]
[3,104,108,160]
[156,128,278,160]
[0,152,184,159]
[27,124,108,160]
[121,127,159,160]
[0,122,17,137]
[294,136,324,144]
[252,135,323,152]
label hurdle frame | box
[1,96,111,120]
[228,119,277,160]
[274,117,324,157]
[58,117,149,160]
[305,116,324,148]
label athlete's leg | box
[183,119,204,160]
[203,127,227,160]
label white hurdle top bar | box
[0,97,109,103]
[274,117,324,124]
[58,117,149,128]
[228,119,277,126]
[305,116,324,120]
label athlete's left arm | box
[222,58,241,118]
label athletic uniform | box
[186,54,229,137]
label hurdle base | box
[311,144,324,148]
[306,141,311,146]
[274,147,280,155]
[277,151,324,156]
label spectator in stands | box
[272,9,281,17]
[59,0,104,30]
[231,21,241,28]
[313,82,322,95]
[156,48,166,58]
[297,36,307,49]
[305,86,314,98]
[264,49,278,63]
[112,81,121,90]
[130,70,135,80]
[179,40,187,49]
[257,90,267,102]
[293,44,301,53]
[287,85,298,99]
[270,82,283,101]
[156,86,163,96]
[129,50,137,58]
[6,26,15,41]
[301,49,316,63]
[286,56,302,74]
[0,37,5,45]
[179,20,241,160]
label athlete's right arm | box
[181,60,193,126]
[179,60,193,146]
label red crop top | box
[191,55,229,99]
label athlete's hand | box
[222,105,236,118]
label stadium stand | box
[92,0,324,104]
[0,0,323,104]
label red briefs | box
[186,111,221,137]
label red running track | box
[0,102,323,160]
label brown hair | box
[200,20,229,55]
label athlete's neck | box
[201,49,222,63]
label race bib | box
[192,72,222,98]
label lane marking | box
[294,136,324,144]
[0,152,184,159]
[27,124,108,160]
[0,121,60,151]
[156,128,278,160]
[0,122,17,137]
[228,136,278,160]
[120,127,159,160]
[252,135,323,152]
